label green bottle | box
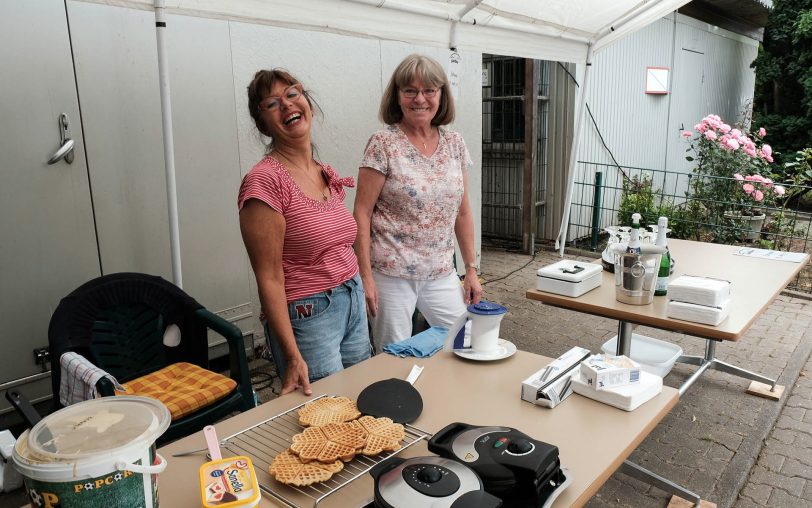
[654,216,671,296]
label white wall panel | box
[67,2,251,325]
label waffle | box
[269,449,344,486]
[298,396,361,427]
[356,415,405,456]
[290,420,368,463]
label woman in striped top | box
[239,69,370,396]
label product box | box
[667,298,731,326]
[536,260,602,297]
[572,369,663,411]
[579,354,641,390]
[521,346,591,408]
[668,275,731,308]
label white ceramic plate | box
[453,339,517,361]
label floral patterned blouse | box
[359,124,473,280]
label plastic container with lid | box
[536,260,602,297]
[200,456,260,507]
[12,396,170,507]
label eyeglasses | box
[400,87,439,99]
[260,84,303,111]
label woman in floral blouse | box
[354,54,482,350]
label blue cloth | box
[383,326,449,358]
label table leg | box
[675,338,779,396]
[619,460,701,505]
[616,321,634,356]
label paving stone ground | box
[479,245,812,508]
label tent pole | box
[154,0,183,287]
[555,43,594,256]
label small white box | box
[521,346,591,408]
[572,369,663,411]
[667,298,731,326]
[668,275,731,307]
[580,354,641,390]
[536,260,602,297]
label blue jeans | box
[263,274,371,382]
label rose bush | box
[684,114,784,217]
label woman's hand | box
[280,356,312,396]
[362,275,379,317]
[464,269,483,305]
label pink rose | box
[720,123,731,134]
[762,144,772,157]
[704,130,717,141]
[731,128,742,139]
[758,127,766,137]
[775,185,786,196]
[724,138,740,150]
[742,183,755,194]
[734,173,744,181]
[681,131,694,139]
[753,190,764,202]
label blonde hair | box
[379,54,455,126]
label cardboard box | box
[521,346,591,408]
[580,354,641,390]
[536,260,602,297]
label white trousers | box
[371,271,466,351]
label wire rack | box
[219,395,431,508]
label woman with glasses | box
[239,69,370,396]
[354,54,483,351]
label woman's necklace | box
[403,125,437,154]
[275,152,329,201]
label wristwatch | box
[464,262,478,271]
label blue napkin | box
[383,326,449,358]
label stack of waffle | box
[268,396,405,487]
[665,275,732,326]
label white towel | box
[59,352,125,406]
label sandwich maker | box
[428,422,571,508]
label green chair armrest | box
[193,308,255,409]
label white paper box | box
[521,346,591,408]
[668,275,731,307]
[667,298,731,326]
[536,260,602,297]
[580,354,641,390]
[572,370,663,411]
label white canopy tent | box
[102,0,693,282]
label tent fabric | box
[85,0,691,63]
[81,0,693,257]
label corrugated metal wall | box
[567,13,759,241]
[543,62,576,240]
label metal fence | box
[566,161,812,293]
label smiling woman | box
[353,54,483,351]
[238,69,371,397]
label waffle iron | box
[428,422,571,508]
[369,456,502,508]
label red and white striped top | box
[238,156,359,303]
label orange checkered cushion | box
[120,362,237,420]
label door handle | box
[47,113,75,165]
